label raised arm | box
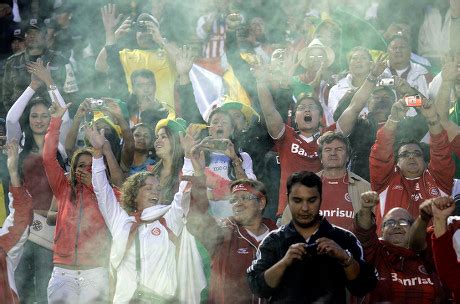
[27,59,71,146]
[351,191,382,264]
[0,141,33,254]
[338,54,387,135]
[95,4,124,73]
[369,100,405,192]
[254,65,284,138]
[183,131,224,254]
[103,100,134,172]
[64,99,89,157]
[436,55,460,141]
[43,101,72,200]
[420,96,455,194]
[408,198,434,252]
[87,125,129,233]
[5,88,36,142]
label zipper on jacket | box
[73,185,85,266]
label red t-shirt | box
[320,175,354,230]
[274,124,335,216]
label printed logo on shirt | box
[237,248,249,254]
[345,193,351,202]
[290,144,318,158]
[415,183,420,191]
[151,227,161,236]
[320,208,354,219]
[391,273,433,286]
[418,265,429,275]
[410,193,425,202]
[429,187,440,196]
[392,185,403,191]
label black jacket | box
[247,217,377,303]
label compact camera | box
[89,98,104,110]
[134,20,147,32]
[379,78,394,87]
[404,95,422,107]
[303,242,318,255]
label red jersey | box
[320,175,354,229]
[431,221,460,301]
[274,124,335,216]
[370,127,454,228]
[352,223,443,304]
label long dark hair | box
[18,98,65,180]
[151,126,184,204]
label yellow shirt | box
[119,49,177,113]
[0,183,7,227]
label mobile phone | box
[404,95,422,107]
[304,242,318,255]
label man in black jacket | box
[247,171,377,303]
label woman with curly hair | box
[87,123,197,303]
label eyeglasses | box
[398,150,423,159]
[382,218,412,228]
[229,194,259,204]
[297,105,320,112]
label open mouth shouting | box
[304,114,312,123]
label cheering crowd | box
[0,0,459,303]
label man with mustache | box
[247,171,377,303]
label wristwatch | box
[48,84,57,90]
[341,250,353,267]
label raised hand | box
[74,99,91,121]
[114,17,132,41]
[26,58,54,87]
[101,4,122,34]
[145,20,163,44]
[388,99,407,122]
[360,191,379,211]
[431,196,456,221]
[175,45,195,77]
[49,97,71,118]
[369,52,388,78]
[418,199,434,222]
[84,125,106,151]
[6,140,19,176]
[251,63,271,84]
[419,96,438,121]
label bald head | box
[382,208,414,248]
